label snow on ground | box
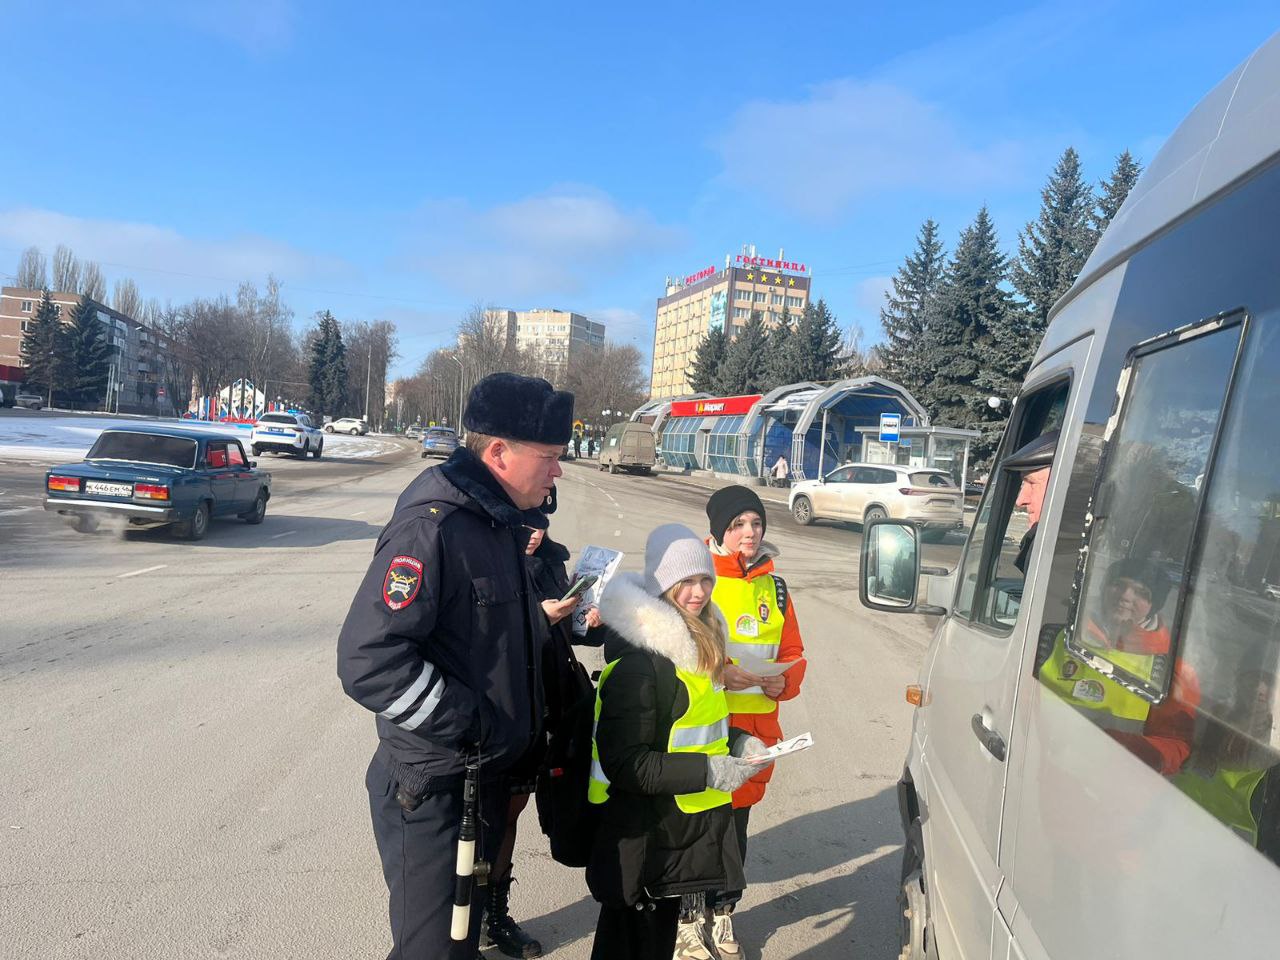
[0,414,407,462]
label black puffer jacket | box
[586,573,745,905]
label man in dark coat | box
[337,372,573,960]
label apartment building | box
[0,287,183,414]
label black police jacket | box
[337,448,546,781]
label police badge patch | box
[383,556,424,610]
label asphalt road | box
[1,445,951,960]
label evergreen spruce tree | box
[922,207,1014,462]
[19,290,72,404]
[879,219,946,396]
[308,311,348,417]
[1093,150,1142,236]
[719,311,772,394]
[765,308,796,387]
[686,324,728,394]
[66,296,113,409]
[786,299,844,383]
[1006,147,1094,398]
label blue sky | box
[1,2,1276,379]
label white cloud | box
[855,275,894,316]
[405,188,683,300]
[0,207,350,300]
[712,80,1024,219]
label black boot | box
[482,875,543,959]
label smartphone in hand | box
[560,574,598,602]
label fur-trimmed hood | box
[599,572,726,673]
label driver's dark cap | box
[1003,429,1059,472]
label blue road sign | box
[879,413,901,443]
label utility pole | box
[450,354,464,432]
[364,345,372,423]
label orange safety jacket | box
[710,542,807,808]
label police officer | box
[338,372,574,959]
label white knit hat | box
[643,523,716,596]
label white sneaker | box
[712,912,740,956]
[674,917,715,960]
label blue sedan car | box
[421,426,459,459]
[44,427,272,540]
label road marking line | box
[118,564,167,579]
[352,510,366,516]
[613,529,621,536]
[271,530,296,539]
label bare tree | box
[840,323,882,378]
[16,246,47,289]
[342,318,399,426]
[51,245,82,293]
[81,261,106,302]
[113,278,143,319]
[561,341,649,430]
[177,296,243,398]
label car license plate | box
[85,481,133,497]
[267,428,290,435]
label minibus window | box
[953,380,1068,631]
[1062,314,1244,705]
[1170,317,1280,865]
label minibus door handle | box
[971,714,1007,762]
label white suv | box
[324,417,368,435]
[251,412,324,458]
[788,462,963,541]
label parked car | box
[251,411,323,458]
[324,417,368,435]
[15,392,44,410]
[598,421,656,475]
[421,426,459,459]
[860,36,1280,960]
[788,462,962,541]
[43,427,271,540]
[405,425,423,440]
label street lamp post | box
[450,354,464,432]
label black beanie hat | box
[706,485,767,545]
[463,373,574,445]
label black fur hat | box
[463,373,574,445]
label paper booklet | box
[569,546,624,636]
[734,652,801,678]
[752,731,814,762]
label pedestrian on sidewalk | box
[675,485,807,959]
[337,372,573,960]
[586,524,768,960]
[769,454,789,488]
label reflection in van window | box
[1064,317,1242,702]
[1172,319,1280,865]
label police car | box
[251,412,324,458]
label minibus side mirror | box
[860,519,948,615]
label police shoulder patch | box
[383,555,424,610]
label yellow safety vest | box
[1039,630,1161,733]
[713,574,785,715]
[588,660,732,814]
[1173,765,1267,846]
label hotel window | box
[733,307,748,319]
[20,300,33,312]
[753,292,767,303]
[736,289,752,301]
[786,296,803,309]
[771,294,783,305]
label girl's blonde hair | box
[661,581,726,683]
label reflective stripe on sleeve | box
[670,718,729,749]
[398,672,447,731]
[379,663,435,720]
